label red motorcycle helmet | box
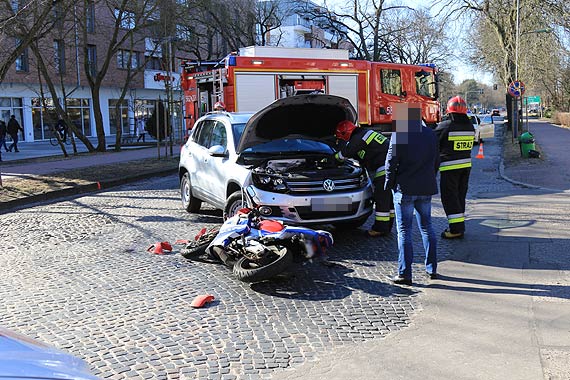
[446,96,468,114]
[335,120,357,141]
[213,101,226,111]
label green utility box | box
[519,132,536,158]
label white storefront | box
[0,70,183,143]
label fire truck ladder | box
[212,69,224,103]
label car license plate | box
[311,197,352,212]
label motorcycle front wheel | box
[232,244,293,283]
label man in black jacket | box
[434,96,475,239]
[385,104,439,285]
[7,115,23,152]
[334,120,393,237]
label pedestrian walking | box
[7,115,23,153]
[0,120,5,162]
[0,120,8,153]
[434,96,475,239]
[385,104,439,285]
[136,118,146,142]
[333,120,393,237]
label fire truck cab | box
[181,46,440,132]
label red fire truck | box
[180,46,440,131]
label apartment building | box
[257,0,350,51]
[0,1,192,143]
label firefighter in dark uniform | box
[334,120,393,237]
[435,96,475,239]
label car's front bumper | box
[245,185,374,225]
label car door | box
[188,119,215,200]
[199,119,229,203]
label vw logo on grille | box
[323,179,335,192]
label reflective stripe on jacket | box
[434,114,475,171]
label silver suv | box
[179,94,373,226]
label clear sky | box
[312,0,494,85]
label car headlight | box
[252,173,289,193]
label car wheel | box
[180,172,202,213]
[224,191,246,219]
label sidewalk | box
[0,140,179,211]
[273,120,570,380]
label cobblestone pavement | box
[0,126,515,379]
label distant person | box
[0,120,8,152]
[213,101,226,111]
[434,96,475,239]
[7,115,23,152]
[0,121,5,161]
[136,118,146,142]
[56,119,68,142]
[385,104,439,286]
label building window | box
[15,39,28,72]
[108,99,129,135]
[114,8,136,29]
[66,98,91,137]
[117,49,139,69]
[87,44,97,76]
[54,40,66,74]
[380,69,402,96]
[86,1,95,33]
[31,97,58,141]
[53,2,64,28]
[145,56,163,70]
[176,24,192,41]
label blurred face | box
[391,103,422,134]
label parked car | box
[0,326,98,380]
[469,113,495,143]
[179,94,374,227]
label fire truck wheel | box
[181,172,202,213]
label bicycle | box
[49,129,71,146]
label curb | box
[0,168,178,213]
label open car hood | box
[236,94,357,153]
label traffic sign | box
[508,80,525,98]
[524,95,541,104]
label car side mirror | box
[208,145,227,157]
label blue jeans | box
[392,191,437,279]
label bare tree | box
[78,0,158,152]
[0,0,59,83]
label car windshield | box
[242,138,333,156]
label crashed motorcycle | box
[180,208,333,283]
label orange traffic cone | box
[476,142,485,159]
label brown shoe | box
[441,229,464,239]
[367,229,388,237]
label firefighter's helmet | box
[446,96,468,114]
[335,120,358,141]
[213,101,226,111]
